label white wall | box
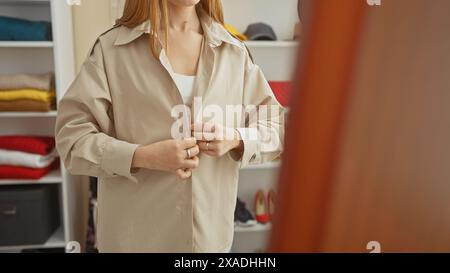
[72,0,112,71]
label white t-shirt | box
[173,73,196,104]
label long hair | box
[116,0,224,58]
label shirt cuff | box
[234,128,259,169]
[101,139,139,183]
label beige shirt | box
[55,12,285,253]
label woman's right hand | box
[132,137,200,180]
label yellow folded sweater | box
[0,89,55,103]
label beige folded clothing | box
[0,72,54,91]
[0,99,53,112]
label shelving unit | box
[0,41,54,48]
[0,0,82,253]
[0,111,57,118]
[235,223,272,233]
[243,161,281,170]
[0,169,62,186]
[0,227,65,252]
[245,41,298,48]
[222,0,298,253]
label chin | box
[168,0,201,7]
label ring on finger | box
[206,142,210,151]
[186,148,191,159]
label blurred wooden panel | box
[322,0,450,252]
[271,0,450,252]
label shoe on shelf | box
[268,189,276,221]
[254,190,270,224]
[234,198,257,227]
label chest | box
[166,31,203,76]
[104,40,246,140]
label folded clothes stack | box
[0,73,56,112]
[0,136,59,180]
[0,16,52,41]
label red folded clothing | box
[0,160,59,180]
[269,81,292,107]
[0,136,55,155]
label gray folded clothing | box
[0,73,55,91]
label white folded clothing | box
[0,148,57,168]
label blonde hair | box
[116,0,224,58]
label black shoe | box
[234,198,257,227]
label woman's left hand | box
[192,123,244,157]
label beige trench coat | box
[55,12,285,253]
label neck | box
[167,3,201,32]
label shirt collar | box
[113,9,243,49]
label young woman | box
[56,0,284,253]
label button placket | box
[176,178,191,216]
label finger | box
[198,141,218,152]
[198,141,208,151]
[178,170,191,180]
[176,169,192,180]
[181,156,200,169]
[192,123,219,141]
[180,137,197,149]
[188,145,200,158]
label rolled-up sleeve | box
[55,42,139,182]
[233,50,286,168]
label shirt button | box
[251,154,257,160]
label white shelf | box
[0,0,50,6]
[0,41,53,48]
[235,223,272,233]
[0,169,62,186]
[41,226,66,248]
[245,41,298,48]
[242,161,281,170]
[0,111,57,118]
[0,0,78,254]
[0,226,65,252]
